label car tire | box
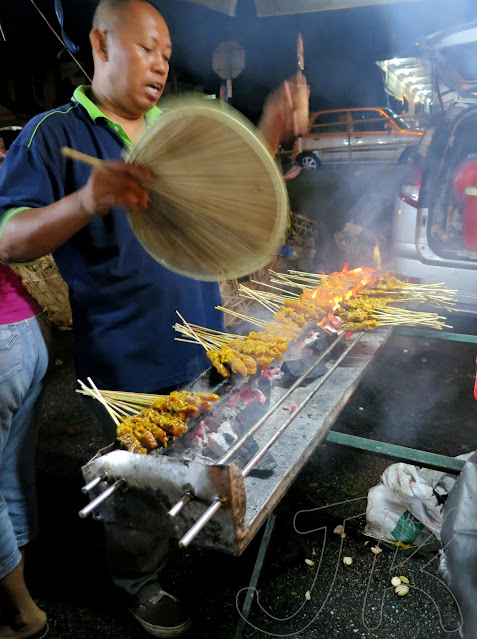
[398,146,419,166]
[296,152,321,171]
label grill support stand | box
[325,432,466,474]
[234,514,276,639]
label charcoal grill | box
[80,327,391,555]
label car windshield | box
[382,109,411,130]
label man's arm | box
[258,74,308,156]
[0,162,151,263]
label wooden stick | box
[249,280,300,297]
[215,306,267,327]
[62,147,104,168]
[176,311,211,351]
[238,286,279,313]
[78,378,120,426]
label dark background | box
[2,0,477,123]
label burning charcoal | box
[228,385,267,410]
[191,434,204,452]
[196,421,207,440]
[222,407,241,421]
[301,330,329,353]
[234,398,268,435]
[228,436,278,477]
[217,421,238,442]
[281,357,328,381]
[207,432,230,456]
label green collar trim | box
[72,85,161,146]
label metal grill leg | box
[234,514,276,639]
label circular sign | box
[212,41,245,80]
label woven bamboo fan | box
[125,97,289,281]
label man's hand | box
[78,162,152,218]
[258,72,309,156]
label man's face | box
[105,1,172,116]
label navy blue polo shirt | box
[0,86,223,392]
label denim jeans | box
[0,314,51,580]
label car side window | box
[352,110,388,133]
[311,112,349,134]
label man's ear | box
[90,28,108,61]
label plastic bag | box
[365,456,472,545]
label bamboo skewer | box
[237,286,279,313]
[62,147,104,168]
[78,378,121,426]
[77,381,223,427]
[176,311,211,351]
[248,280,300,297]
[214,306,268,328]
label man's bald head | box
[90,0,171,118]
[92,0,155,31]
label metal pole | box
[394,327,477,344]
[234,514,276,639]
[325,431,465,474]
[81,473,107,494]
[178,498,223,548]
[167,492,192,517]
[79,478,125,519]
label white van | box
[390,22,477,312]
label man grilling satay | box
[0,1,300,636]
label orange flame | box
[332,295,343,312]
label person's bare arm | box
[0,162,151,263]
[258,74,307,156]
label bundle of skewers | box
[174,267,456,379]
[77,378,219,455]
[268,268,457,311]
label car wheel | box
[398,146,418,166]
[296,152,321,171]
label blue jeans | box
[0,314,51,580]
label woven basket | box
[11,255,72,331]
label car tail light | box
[399,158,423,208]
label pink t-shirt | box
[0,263,42,324]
